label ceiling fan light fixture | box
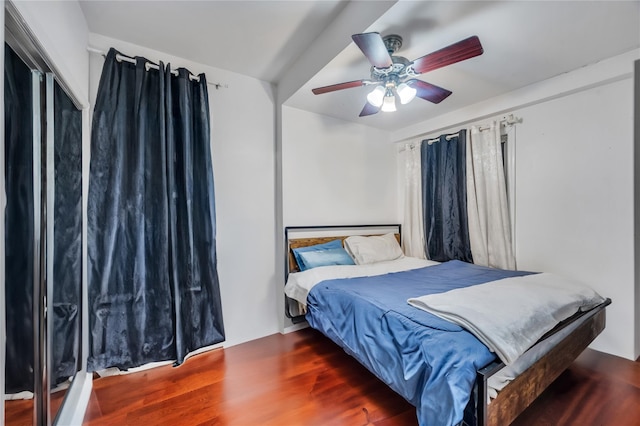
[311,32,484,117]
[366,85,385,107]
[397,83,417,104]
[381,91,397,112]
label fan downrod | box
[383,34,403,55]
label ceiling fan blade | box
[312,80,366,95]
[412,36,483,75]
[352,32,393,68]
[408,79,452,104]
[359,102,380,117]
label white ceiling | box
[79,0,349,83]
[80,0,640,132]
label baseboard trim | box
[283,322,309,334]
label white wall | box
[274,0,397,334]
[281,106,398,330]
[394,49,639,360]
[282,106,398,225]
[88,34,278,348]
[513,78,634,359]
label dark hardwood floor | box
[42,327,638,425]
[6,390,64,426]
[511,348,640,426]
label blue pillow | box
[292,239,355,271]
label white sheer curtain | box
[402,143,426,258]
[466,123,515,269]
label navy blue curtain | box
[421,130,473,263]
[4,43,34,393]
[88,48,224,371]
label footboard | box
[477,299,610,426]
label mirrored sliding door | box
[49,76,83,424]
[4,42,38,426]
[4,43,83,426]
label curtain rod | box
[87,46,227,89]
[424,133,459,145]
[400,114,522,150]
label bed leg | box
[476,361,503,426]
[476,371,487,426]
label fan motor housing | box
[370,55,411,81]
[383,34,403,54]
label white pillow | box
[344,233,404,265]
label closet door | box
[4,4,89,423]
[49,76,82,424]
[4,43,39,426]
[4,47,83,426]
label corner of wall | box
[275,97,289,333]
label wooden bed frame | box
[283,225,610,426]
[477,299,609,425]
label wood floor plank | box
[11,327,640,425]
[512,351,640,426]
[5,387,65,426]
[5,400,32,426]
[81,328,640,426]
[83,329,414,425]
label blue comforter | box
[306,260,532,426]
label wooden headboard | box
[284,225,402,275]
[284,225,402,321]
[287,233,401,273]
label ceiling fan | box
[311,33,483,117]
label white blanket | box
[407,273,605,365]
[285,257,439,305]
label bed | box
[283,224,610,426]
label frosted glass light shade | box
[366,86,385,107]
[397,83,417,104]
[381,94,396,112]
